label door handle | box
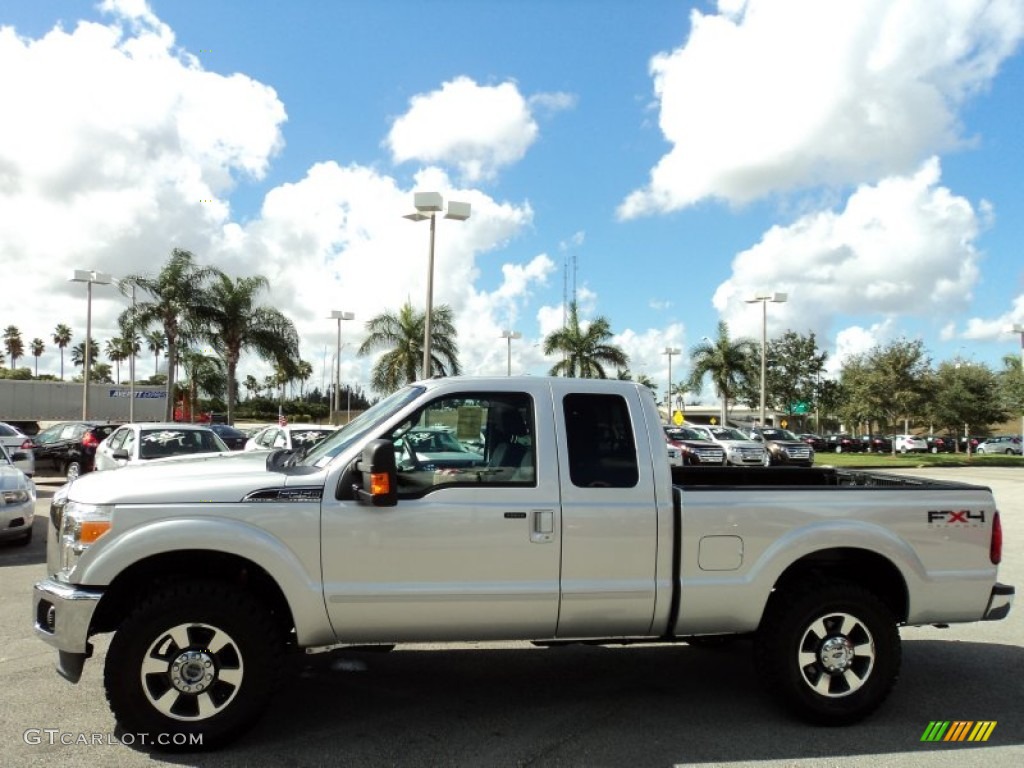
[531,509,554,543]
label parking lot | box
[1,468,1021,767]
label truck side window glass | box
[563,393,639,488]
[384,392,535,498]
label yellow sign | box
[672,410,684,426]
[780,419,788,429]
[710,417,718,425]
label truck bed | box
[671,465,985,489]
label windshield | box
[761,428,798,440]
[302,386,424,467]
[710,427,749,441]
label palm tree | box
[686,320,757,426]
[3,326,24,370]
[244,374,259,401]
[296,359,314,401]
[178,348,226,422]
[70,338,100,378]
[120,249,220,420]
[195,272,300,424]
[30,338,45,377]
[145,330,166,376]
[358,302,461,395]
[52,323,73,380]
[543,301,629,378]
[105,337,129,384]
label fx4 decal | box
[927,510,986,525]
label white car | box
[892,434,928,453]
[0,442,36,545]
[687,425,767,466]
[94,423,229,471]
[0,421,35,477]
[244,424,337,455]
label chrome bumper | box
[33,579,104,683]
[983,582,1015,621]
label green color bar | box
[921,721,950,741]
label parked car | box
[892,434,928,453]
[687,425,766,466]
[664,426,726,466]
[31,421,120,481]
[924,434,957,453]
[0,421,35,477]
[824,433,865,453]
[207,423,249,451]
[797,433,827,451]
[0,442,35,545]
[394,425,485,470]
[860,434,893,453]
[748,427,814,467]
[94,423,229,471]
[244,424,337,456]
[977,435,1023,455]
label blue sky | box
[2,0,1023,402]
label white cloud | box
[710,158,984,359]
[619,0,1024,217]
[386,77,541,183]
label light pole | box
[1008,324,1024,439]
[329,310,354,420]
[70,269,112,419]
[663,347,681,424]
[404,192,470,378]
[746,292,787,428]
[501,330,521,376]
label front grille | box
[783,447,812,460]
[696,449,725,463]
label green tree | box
[178,348,226,422]
[686,320,757,425]
[52,323,73,381]
[542,301,628,379]
[3,326,24,370]
[759,331,828,428]
[70,338,100,371]
[30,338,45,377]
[864,339,932,451]
[998,353,1024,435]
[244,374,260,401]
[146,330,166,376]
[120,248,220,420]
[358,302,462,395]
[928,360,1006,450]
[105,337,130,384]
[296,359,314,401]
[195,272,300,424]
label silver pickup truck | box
[33,376,1014,751]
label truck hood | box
[66,450,323,505]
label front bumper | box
[33,579,104,683]
[983,582,1015,621]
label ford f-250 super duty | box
[32,377,1014,751]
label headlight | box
[59,501,114,576]
[2,489,32,504]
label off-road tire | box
[755,581,900,725]
[104,581,284,752]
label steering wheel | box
[396,438,424,471]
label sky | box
[2,0,1023,404]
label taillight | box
[991,511,1003,565]
[82,432,99,449]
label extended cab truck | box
[32,377,1014,751]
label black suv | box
[32,421,120,481]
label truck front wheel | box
[755,582,900,725]
[104,581,284,751]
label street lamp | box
[663,347,681,424]
[70,269,113,419]
[404,192,470,378]
[501,330,522,376]
[1007,323,1024,439]
[746,292,788,428]
[329,310,354,420]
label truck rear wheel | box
[755,582,900,724]
[104,581,284,751]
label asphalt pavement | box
[1,469,1021,767]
